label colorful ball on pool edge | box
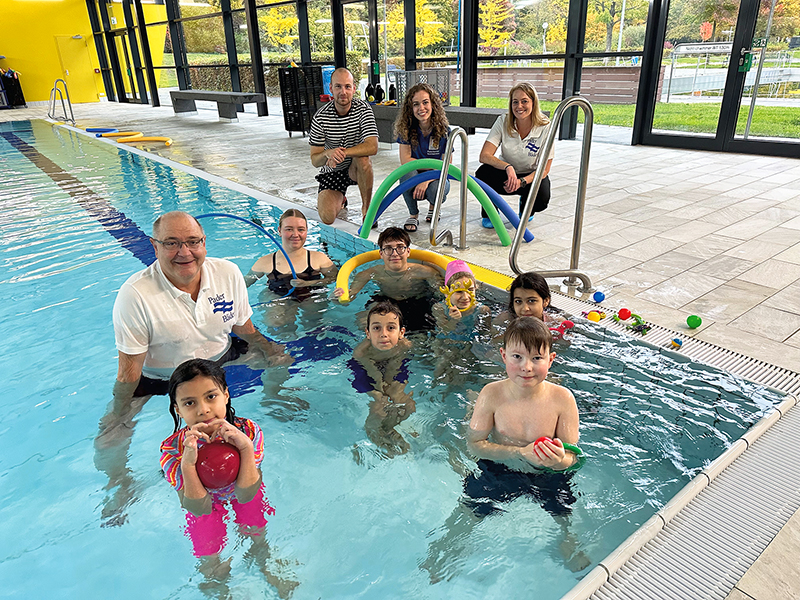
[196,441,240,489]
[593,291,605,303]
[671,338,683,349]
[687,315,702,329]
[587,311,601,322]
[618,308,631,320]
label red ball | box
[618,308,632,320]
[196,441,240,489]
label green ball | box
[687,315,702,329]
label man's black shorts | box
[133,336,250,397]
[316,168,357,195]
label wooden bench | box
[169,90,266,122]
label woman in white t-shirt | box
[476,83,554,228]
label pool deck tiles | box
[4,98,799,599]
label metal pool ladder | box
[510,95,594,292]
[47,79,75,125]
[429,126,469,250]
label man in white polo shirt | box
[96,211,288,524]
[112,211,287,396]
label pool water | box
[0,120,784,599]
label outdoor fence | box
[446,66,666,104]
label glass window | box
[256,4,300,56]
[145,23,172,82]
[308,0,334,57]
[734,0,800,142]
[189,65,232,91]
[448,60,566,108]
[653,0,741,136]
[181,15,227,65]
[515,0,566,56]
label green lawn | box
[450,96,800,139]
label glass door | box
[640,0,799,156]
[730,0,800,149]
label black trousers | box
[132,336,250,397]
[476,164,551,219]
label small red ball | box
[618,308,632,320]
[196,441,240,489]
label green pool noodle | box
[360,159,512,246]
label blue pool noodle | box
[194,212,297,299]
[365,170,534,242]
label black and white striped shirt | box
[309,99,379,173]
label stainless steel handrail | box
[47,79,75,125]
[510,95,594,292]
[429,126,469,250]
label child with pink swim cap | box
[434,259,491,333]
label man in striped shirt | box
[309,68,379,225]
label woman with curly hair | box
[393,83,451,232]
[476,83,554,229]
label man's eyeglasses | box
[152,237,206,251]
[380,245,408,255]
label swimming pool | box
[0,120,785,599]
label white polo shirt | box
[113,256,253,380]
[486,114,555,175]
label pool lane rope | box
[359,159,535,246]
[194,212,296,301]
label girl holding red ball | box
[160,359,297,597]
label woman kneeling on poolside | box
[393,83,451,233]
[477,83,554,229]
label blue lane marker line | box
[1,131,156,266]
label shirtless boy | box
[424,319,588,578]
[335,227,442,331]
[468,316,579,474]
[350,301,414,456]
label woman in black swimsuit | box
[246,209,337,328]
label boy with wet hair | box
[422,317,587,578]
[349,301,414,457]
[468,316,578,475]
[335,227,442,331]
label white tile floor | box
[5,98,799,598]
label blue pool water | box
[0,120,784,599]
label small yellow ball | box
[587,311,601,322]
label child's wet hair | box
[367,300,404,330]
[508,271,551,314]
[503,316,553,355]
[377,227,411,249]
[168,358,236,432]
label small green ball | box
[687,315,702,329]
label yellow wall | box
[2,0,167,104]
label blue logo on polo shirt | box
[208,294,234,322]
[525,140,540,155]
[213,301,234,313]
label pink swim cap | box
[445,259,473,286]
